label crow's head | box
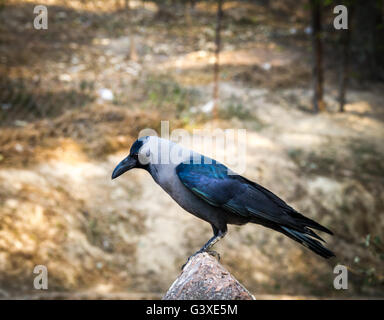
[111,136,152,179]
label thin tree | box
[310,0,325,113]
[351,0,384,81]
[183,0,193,25]
[338,4,352,112]
[213,0,223,119]
[125,0,137,61]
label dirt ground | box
[0,1,383,299]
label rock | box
[163,253,255,300]
[98,88,114,101]
[261,62,272,71]
[59,74,72,82]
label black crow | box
[112,136,335,265]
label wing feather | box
[176,156,332,236]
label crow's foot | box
[206,250,220,261]
[181,250,221,270]
[181,250,201,270]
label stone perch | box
[163,253,255,300]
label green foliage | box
[143,75,201,118]
[287,140,384,180]
[219,97,251,120]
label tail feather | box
[290,212,334,235]
[280,226,335,259]
[303,227,325,242]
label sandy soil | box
[0,0,383,299]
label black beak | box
[111,156,137,179]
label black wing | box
[176,157,334,258]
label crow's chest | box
[150,164,213,216]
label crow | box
[112,136,335,265]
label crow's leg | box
[200,225,227,256]
[182,225,227,270]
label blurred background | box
[0,0,383,299]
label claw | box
[206,250,220,261]
[181,250,203,270]
[181,255,193,270]
[181,250,221,270]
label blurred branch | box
[338,9,352,113]
[212,0,223,119]
[125,0,138,61]
[310,0,325,113]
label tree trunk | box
[351,0,384,81]
[310,0,325,113]
[185,1,192,25]
[125,0,138,61]
[338,8,351,113]
[213,0,223,119]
